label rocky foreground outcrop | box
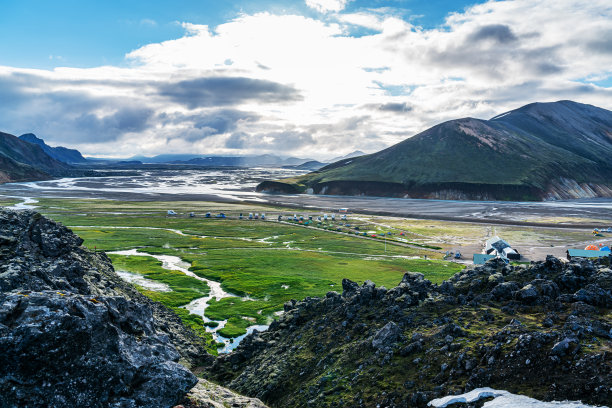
[208,256,612,407]
[0,210,208,407]
[0,209,268,408]
[0,291,195,407]
[180,379,268,408]
[0,210,209,365]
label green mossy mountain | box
[258,101,612,201]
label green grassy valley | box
[33,198,463,351]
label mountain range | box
[173,154,317,168]
[19,133,87,164]
[0,131,332,184]
[125,151,366,168]
[0,131,74,183]
[257,101,612,201]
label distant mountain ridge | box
[284,160,328,171]
[19,133,87,164]
[0,131,73,183]
[124,153,316,167]
[170,154,317,168]
[328,150,366,163]
[257,100,612,201]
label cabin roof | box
[567,249,611,258]
[473,253,496,264]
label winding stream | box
[5,197,39,210]
[108,248,269,353]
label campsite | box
[2,1,612,405]
[29,198,461,353]
[19,196,610,354]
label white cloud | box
[0,0,611,159]
[305,0,349,13]
[140,18,157,27]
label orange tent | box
[585,244,599,251]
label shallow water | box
[1,168,611,222]
[4,197,39,210]
[215,325,270,354]
[109,248,268,353]
[116,270,172,292]
[0,168,306,202]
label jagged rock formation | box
[208,256,612,407]
[0,291,196,407]
[0,210,210,407]
[0,209,210,367]
[258,100,612,201]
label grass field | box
[0,197,21,207]
[8,197,467,347]
[108,254,224,351]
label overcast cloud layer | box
[1,0,611,159]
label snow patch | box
[428,388,605,408]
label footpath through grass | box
[34,198,464,340]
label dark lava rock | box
[0,210,210,407]
[491,281,520,300]
[574,284,612,308]
[516,283,539,304]
[0,210,208,366]
[208,254,612,408]
[372,321,401,350]
[550,337,578,356]
[0,292,196,407]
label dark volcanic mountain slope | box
[258,101,612,200]
[0,131,73,182]
[491,100,612,163]
[20,132,87,164]
[0,154,49,183]
[208,256,612,408]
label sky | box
[0,0,611,159]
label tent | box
[585,244,599,251]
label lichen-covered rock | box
[179,379,268,408]
[491,281,520,300]
[208,256,612,408]
[371,321,401,350]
